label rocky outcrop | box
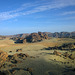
[7,53,30,62]
[47,43,75,50]
[0,50,8,64]
[26,32,49,42]
[14,38,27,43]
[0,50,8,69]
[43,31,75,38]
[10,31,75,43]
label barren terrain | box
[0,38,75,75]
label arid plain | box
[0,37,75,75]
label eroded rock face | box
[0,50,8,64]
[26,32,49,43]
[11,32,49,43]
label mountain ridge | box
[1,31,75,38]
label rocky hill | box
[11,31,75,38]
[9,33,30,38]
[6,31,75,38]
[43,31,75,38]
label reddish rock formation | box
[0,50,8,64]
[12,32,49,43]
[0,50,8,68]
[26,32,49,43]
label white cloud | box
[0,0,75,20]
[61,11,75,15]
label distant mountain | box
[43,31,75,38]
[6,33,30,38]
[5,31,75,38]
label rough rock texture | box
[9,31,75,39]
[11,32,49,43]
[7,53,29,63]
[26,32,49,42]
[0,50,8,64]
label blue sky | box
[0,0,75,35]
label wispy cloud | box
[0,0,75,20]
[63,16,75,20]
[61,11,75,15]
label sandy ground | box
[0,38,75,75]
